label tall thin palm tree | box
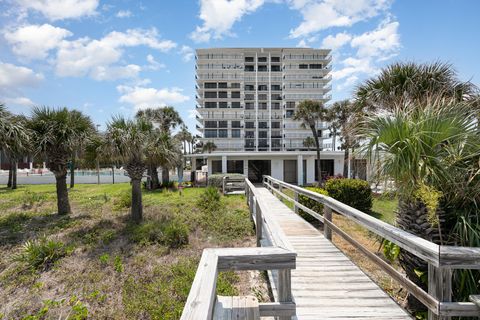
[106,116,151,222]
[293,100,326,183]
[29,107,94,214]
[175,124,192,167]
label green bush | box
[197,186,222,212]
[113,191,131,210]
[14,237,68,270]
[298,187,328,223]
[207,174,244,188]
[201,208,253,241]
[325,178,373,213]
[129,219,189,248]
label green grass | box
[0,183,254,319]
[372,195,398,225]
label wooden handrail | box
[262,175,480,319]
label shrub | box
[197,186,222,212]
[113,191,131,210]
[129,219,189,248]
[14,237,67,270]
[324,178,373,213]
[201,208,253,241]
[21,190,47,209]
[207,174,244,189]
[298,187,328,223]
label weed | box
[14,237,68,270]
[197,186,222,212]
[114,255,123,273]
[113,191,131,210]
[128,219,189,248]
[99,253,110,264]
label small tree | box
[293,100,326,183]
[106,117,151,222]
[303,136,315,151]
[202,141,217,153]
[29,107,94,214]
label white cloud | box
[0,62,43,107]
[350,20,400,58]
[146,54,165,70]
[190,0,266,42]
[179,46,194,62]
[332,57,375,80]
[16,0,99,21]
[289,0,392,38]
[116,10,132,18]
[188,109,198,119]
[3,24,72,60]
[0,62,44,89]
[117,85,190,110]
[55,28,176,80]
[296,39,308,48]
[321,32,352,50]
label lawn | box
[0,184,261,319]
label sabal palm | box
[202,141,217,154]
[0,105,31,189]
[29,107,94,214]
[356,61,476,111]
[361,99,480,310]
[176,124,192,166]
[106,116,152,222]
[293,100,326,183]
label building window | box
[245,84,254,91]
[231,91,240,98]
[227,160,244,174]
[219,101,228,108]
[258,57,267,62]
[258,94,267,100]
[218,121,228,128]
[258,65,268,72]
[286,110,294,118]
[245,94,254,100]
[211,160,222,174]
[230,83,241,88]
[205,92,217,98]
[272,122,280,129]
[299,64,308,69]
[232,129,241,138]
[245,57,254,62]
[271,85,281,91]
[272,102,280,110]
[286,101,295,108]
[258,85,268,91]
[259,131,267,138]
[231,102,241,108]
[205,121,217,128]
[259,103,267,110]
[205,102,217,108]
[245,102,254,110]
[219,129,228,138]
[272,94,282,100]
[205,130,217,138]
[245,65,255,72]
[309,64,322,69]
[245,122,255,129]
[271,130,281,138]
[259,121,268,129]
[218,91,228,98]
[205,82,217,88]
[271,65,281,72]
[245,131,255,138]
[218,82,228,88]
[271,56,280,62]
[231,121,241,128]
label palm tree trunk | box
[55,172,71,215]
[151,166,160,189]
[7,161,12,188]
[11,160,18,189]
[311,125,322,183]
[183,141,187,167]
[343,146,349,178]
[70,156,75,188]
[131,178,143,222]
[162,167,169,185]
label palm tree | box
[105,116,151,222]
[0,106,31,189]
[136,107,183,185]
[29,107,94,214]
[202,141,217,154]
[356,61,476,112]
[293,100,326,183]
[303,136,315,151]
[175,124,192,167]
[327,100,363,177]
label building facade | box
[192,47,346,184]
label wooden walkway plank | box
[255,187,413,320]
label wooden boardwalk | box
[256,187,412,320]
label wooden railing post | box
[324,206,332,241]
[294,191,299,214]
[278,269,293,320]
[255,200,262,247]
[428,264,452,320]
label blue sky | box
[1,0,479,132]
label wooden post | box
[428,264,452,320]
[255,200,262,247]
[294,191,299,214]
[324,206,332,241]
[278,269,292,320]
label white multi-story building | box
[192,47,347,184]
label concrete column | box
[243,159,248,176]
[207,158,212,175]
[297,154,303,186]
[306,156,315,184]
[222,155,227,173]
[29,162,33,170]
[43,162,46,169]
